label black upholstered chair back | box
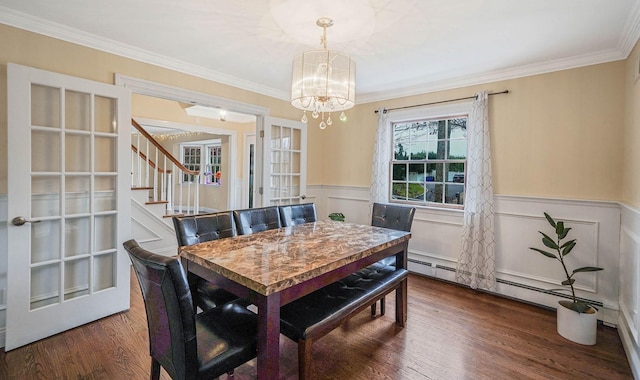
[123,239,198,380]
[279,203,317,227]
[233,206,282,235]
[172,211,236,246]
[371,203,416,232]
[172,212,240,311]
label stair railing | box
[130,118,200,215]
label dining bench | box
[279,260,408,380]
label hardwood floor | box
[0,271,633,379]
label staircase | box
[129,118,202,255]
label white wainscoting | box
[315,187,623,327]
[620,203,640,379]
[0,194,7,346]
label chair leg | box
[380,297,386,316]
[298,338,313,380]
[150,358,161,380]
[370,302,377,316]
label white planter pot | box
[556,302,597,345]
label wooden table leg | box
[396,242,409,327]
[256,292,281,380]
[396,278,407,327]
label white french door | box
[262,117,307,206]
[6,63,131,350]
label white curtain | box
[455,91,497,291]
[369,108,390,216]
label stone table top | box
[179,220,411,295]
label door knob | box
[301,194,307,200]
[11,216,41,226]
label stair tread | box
[145,201,169,205]
[163,213,185,218]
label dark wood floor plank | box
[0,271,633,379]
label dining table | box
[179,219,411,380]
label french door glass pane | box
[94,95,117,133]
[65,134,91,172]
[32,130,61,172]
[32,176,60,218]
[94,252,115,291]
[292,152,300,173]
[31,264,60,310]
[31,84,60,128]
[64,258,89,300]
[65,90,90,131]
[31,219,61,264]
[292,129,301,150]
[95,136,116,172]
[291,175,300,197]
[65,176,90,214]
[94,214,116,252]
[65,217,91,257]
[271,126,281,149]
[95,175,117,212]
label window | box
[391,114,467,207]
[182,145,201,183]
[204,145,222,185]
[180,141,222,185]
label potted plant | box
[529,212,603,345]
[328,212,345,222]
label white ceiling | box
[1,0,639,103]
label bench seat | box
[279,265,408,379]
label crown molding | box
[2,4,640,105]
[356,48,626,104]
[618,0,640,57]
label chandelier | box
[290,17,356,129]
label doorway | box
[116,75,267,209]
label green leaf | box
[561,240,576,256]
[529,247,557,259]
[541,233,558,249]
[544,212,556,228]
[572,266,603,274]
[558,227,571,240]
[555,221,565,236]
[559,239,576,249]
[561,278,575,286]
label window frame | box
[387,101,471,210]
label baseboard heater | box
[408,258,603,309]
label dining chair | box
[278,203,317,226]
[123,239,258,380]
[368,202,416,315]
[233,206,282,235]
[172,212,239,311]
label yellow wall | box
[337,62,626,202]
[624,40,640,207]
[0,23,636,206]
[0,24,313,194]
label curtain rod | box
[374,90,509,114]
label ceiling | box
[1,0,639,103]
